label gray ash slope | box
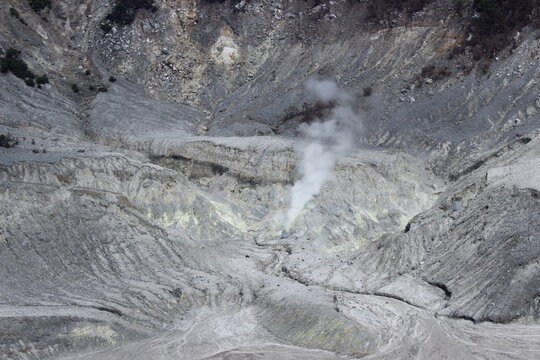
[0,0,539,359]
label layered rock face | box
[0,0,539,359]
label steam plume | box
[285,78,363,228]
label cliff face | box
[3,0,540,156]
[1,1,539,359]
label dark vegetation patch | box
[363,87,373,97]
[420,65,451,80]
[0,134,19,148]
[467,0,540,61]
[109,76,117,82]
[100,23,112,33]
[36,74,49,85]
[10,7,27,25]
[1,49,34,79]
[28,0,51,12]
[105,0,157,26]
[281,100,337,126]
[414,64,451,86]
[364,0,540,70]
[169,288,183,299]
[71,83,80,93]
[0,48,47,87]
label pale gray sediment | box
[1,0,539,359]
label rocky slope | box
[0,0,539,359]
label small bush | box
[10,7,27,25]
[28,0,51,12]
[98,86,108,92]
[6,48,19,58]
[71,83,80,93]
[421,65,451,81]
[89,85,96,91]
[36,74,49,84]
[0,134,18,148]
[25,78,35,87]
[363,87,373,97]
[100,23,112,33]
[414,65,451,86]
[0,48,36,84]
[106,0,156,26]
[108,76,117,82]
[85,69,91,76]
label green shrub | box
[28,0,51,12]
[98,86,108,92]
[421,65,451,80]
[10,7,27,25]
[25,78,35,87]
[36,74,49,84]
[0,134,18,148]
[6,48,19,58]
[71,83,80,93]
[85,69,91,75]
[363,87,373,97]
[109,76,117,82]
[100,23,112,33]
[0,48,36,84]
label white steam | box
[285,78,363,228]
